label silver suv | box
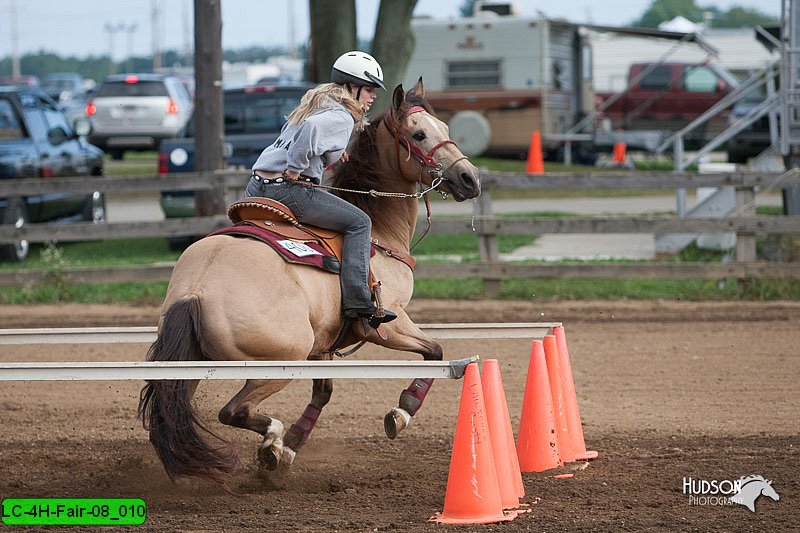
[86,73,192,159]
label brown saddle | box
[228,197,343,260]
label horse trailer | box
[404,7,593,158]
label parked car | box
[158,82,312,248]
[85,73,193,160]
[0,75,40,88]
[41,72,90,123]
[0,86,105,262]
[595,61,739,149]
[726,91,772,164]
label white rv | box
[404,6,593,157]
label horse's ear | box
[391,84,405,114]
[410,77,425,98]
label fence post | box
[735,186,757,262]
[477,190,500,297]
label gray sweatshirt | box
[252,99,355,180]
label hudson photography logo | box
[683,475,780,512]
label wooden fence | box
[2,169,800,290]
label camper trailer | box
[404,5,592,157]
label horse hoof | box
[281,447,297,466]
[258,446,281,471]
[384,407,411,440]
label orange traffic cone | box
[526,131,544,174]
[554,326,598,461]
[517,340,563,472]
[612,141,627,165]
[543,334,575,462]
[431,363,518,524]
[482,359,524,508]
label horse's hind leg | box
[218,379,291,471]
[282,378,333,465]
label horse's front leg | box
[365,313,444,439]
[282,377,333,465]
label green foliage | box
[634,0,704,27]
[415,278,800,301]
[412,233,535,259]
[0,46,299,83]
[632,0,779,28]
[0,238,179,271]
[0,282,168,305]
[715,7,778,28]
[459,0,478,17]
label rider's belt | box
[252,170,319,185]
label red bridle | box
[399,105,462,179]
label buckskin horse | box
[138,79,481,487]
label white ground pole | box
[0,323,560,345]
[0,323,558,382]
[0,357,479,382]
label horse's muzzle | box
[448,169,481,201]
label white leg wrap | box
[384,407,412,439]
[281,446,297,466]
[260,419,285,452]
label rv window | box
[639,66,673,91]
[446,60,501,89]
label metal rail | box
[0,356,479,382]
[0,323,560,345]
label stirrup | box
[368,310,397,328]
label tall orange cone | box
[526,131,544,174]
[517,340,563,472]
[482,359,524,508]
[554,326,598,461]
[543,334,575,462]
[431,363,518,524]
[612,141,627,165]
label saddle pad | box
[208,223,341,274]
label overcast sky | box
[1,0,782,60]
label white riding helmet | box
[330,51,386,90]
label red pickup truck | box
[595,62,740,148]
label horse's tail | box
[137,295,240,488]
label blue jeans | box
[245,175,373,310]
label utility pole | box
[105,22,124,75]
[151,0,162,71]
[288,0,297,59]
[124,23,138,73]
[193,0,225,216]
[10,0,21,78]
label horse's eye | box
[412,131,426,141]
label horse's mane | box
[738,475,769,485]
[327,90,434,220]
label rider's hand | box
[282,169,301,181]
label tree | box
[193,0,225,216]
[308,0,356,83]
[633,0,704,27]
[715,7,778,28]
[309,0,418,98]
[371,0,418,111]
[459,0,478,17]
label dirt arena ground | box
[0,299,798,532]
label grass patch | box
[0,282,168,305]
[412,233,535,258]
[414,278,800,301]
[0,238,179,270]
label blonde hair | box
[286,83,364,127]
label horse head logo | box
[729,475,779,513]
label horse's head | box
[385,78,481,202]
[760,479,779,501]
